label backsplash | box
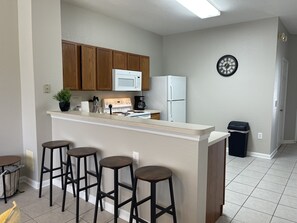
[70,90,141,110]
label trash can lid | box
[228,121,250,131]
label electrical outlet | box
[43,84,51,93]
[133,151,139,164]
[258,133,263,140]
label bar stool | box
[62,147,99,223]
[94,156,134,223]
[39,140,75,206]
[129,166,177,223]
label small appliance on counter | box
[134,96,146,110]
[102,98,151,119]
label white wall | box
[0,0,23,156]
[284,35,297,140]
[163,18,279,155]
[61,2,163,77]
[18,0,63,180]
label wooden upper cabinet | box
[81,45,97,90]
[127,53,140,71]
[112,50,127,69]
[62,41,81,90]
[140,56,150,91]
[97,47,112,91]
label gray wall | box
[0,0,23,156]
[61,2,163,103]
[61,2,163,77]
[284,35,297,140]
[163,18,279,155]
[18,0,64,180]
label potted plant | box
[53,88,71,112]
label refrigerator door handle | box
[170,85,173,101]
[169,101,173,121]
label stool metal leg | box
[169,177,177,223]
[49,148,54,206]
[129,178,138,223]
[151,182,156,223]
[59,147,64,189]
[94,165,102,223]
[114,168,119,223]
[93,155,101,223]
[62,156,70,212]
[84,156,88,202]
[76,158,81,223]
[39,147,46,198]
[67,149,76,197]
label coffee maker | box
[134,96,146,110]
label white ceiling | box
[62,0,297,36]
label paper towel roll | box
[81,101,89,112]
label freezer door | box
[168,76,186,100]
[167,100,186,122]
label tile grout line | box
[269,144,297,223]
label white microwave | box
[112,69,142,91]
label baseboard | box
[283,140,296,144]
[247,147,278,159]
[247,151,271,159]
[20,176,48,190]
[227,146,278,160]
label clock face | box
[217,55,238,77]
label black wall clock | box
[216,55,238,77]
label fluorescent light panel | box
[176,0,221,19]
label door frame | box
[277,57,289,147]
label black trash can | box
[227,121,250,157]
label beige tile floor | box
[0,182,127,223]
[217,143,297,223]
[1,143,297,223]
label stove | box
[102,98,151,119]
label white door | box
[167,76,186,100]
[277,58,289,147]
[168,100,186,122]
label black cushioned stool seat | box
[94,156,134,223]
[39,140,75,206]
[62,147,99,223]
[129,166,177,223]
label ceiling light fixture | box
[176,0,221,19]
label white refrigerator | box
[145,75,186,122]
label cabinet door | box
[112,50,127,69]
[150,113,160,120]
[140,56,150,91]
[81,45,96,90]
[62,41,81,90]
[97,47,112,91]
[127,53,140,71]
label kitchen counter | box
[48,111,228,223]
[209,131,230,146]
[48,111,214,138]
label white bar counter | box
[48,111,229,223]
